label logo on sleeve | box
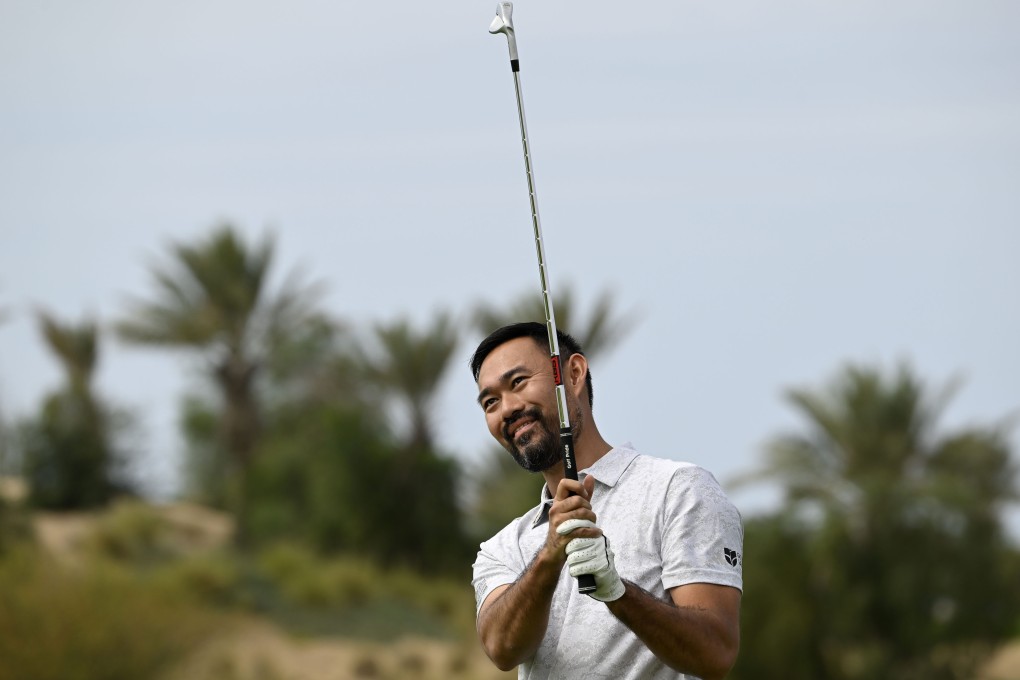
[724,548,741,567]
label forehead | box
[477,336,547,383]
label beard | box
[502,405,583,473]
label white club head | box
[489,2,514,36]
[489,2,519,64]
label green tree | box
[221,311,468,572]
[117,225,319,540]
[466,449,547,542]
[360,313,459,454]
[235,316,392,553]
[731,364,1020,680]
[248,398,398,557]
[356,314,470,571]
[0,302,15,551]
[19,312,129,509]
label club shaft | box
[511,70,578,480]
[495,3,595,595]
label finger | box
[582,474,596,498]
[553,477,586,501]
[550,494,592,514]
[550,505,598,528]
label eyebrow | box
[476,365,528,407]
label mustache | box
[503,406,544,440]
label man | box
[470,322,743,680]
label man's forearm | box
[478,550,563,671]
[606,581,740,680]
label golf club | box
[489,1,598,596]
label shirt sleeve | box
[659,465,744,592]
[471,519,527,614]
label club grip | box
[560,427,599,595]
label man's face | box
[476,336,565,473]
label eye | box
[482,397,498,412]
[511,375,526,388]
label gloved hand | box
[556,519,626,602]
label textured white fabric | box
[472,443,744,680]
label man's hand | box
[542,474,601,564]
[475,474,601,671]
[558,521,626,602]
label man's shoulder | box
[620,451,730,504]
[626,450,715,482]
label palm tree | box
[472,283,638,358]
[116,225,319,536]
[39,312,98,396]
[354,313,473,570]
[755,365,1016,539]
[21,312,125,508]
[359,313,459,454]
[0,296,9,473]
[732,363,1019,680]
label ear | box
[564,353,588,402]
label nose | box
[499,389,525,422]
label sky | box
[1,0,1018,527]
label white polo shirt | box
[472,443,744,680]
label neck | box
[541,422,612,496]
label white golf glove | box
[556,519,626,602]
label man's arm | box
[607,581,741,680]
[476,476,601,671]
[476,549,561,670]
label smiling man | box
[469,322,744,680]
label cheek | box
[523,381,552,407]
[484,413,504,439]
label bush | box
[0,550,222,680]
[86,500,167,562]
[0,497,32,555]
[155,552,242,606]
[258,543,381,607]
[254,544,476,640]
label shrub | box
[86,500,167,562]
[155,552,242,606]
[0,550,221,680]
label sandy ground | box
[32,501,234,562]
[161,618,515,680]
[979,641,1020,680]
[163,620,1019,680]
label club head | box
[489,2,514,36]
[489,2,519,64]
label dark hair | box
[470,322,594,407]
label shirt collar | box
[531,443,639,527]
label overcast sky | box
[1,0,1017,526]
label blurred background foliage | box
[0,224,1017,679]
